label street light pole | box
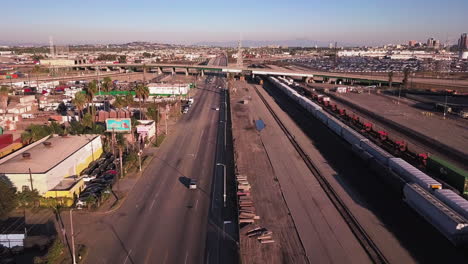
[138,149,142,172]
[70,209,77,264]
[216,163,227,208]
[443,93,448,120]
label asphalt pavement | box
[65,57,234,264]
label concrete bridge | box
[51,63,404,86]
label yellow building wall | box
[44,179,86,199]
[0,142,23,158]
[75,147,103,175]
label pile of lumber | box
[246,227,275,244]
[237,174,260,224]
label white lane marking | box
[195,199,199,210]
[123,249,132,264]
[163,251,169,264]
[184,252,189,264]
[149,199,157,210]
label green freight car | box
[426,156,468,195]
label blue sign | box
[106,118,132,132]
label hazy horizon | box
[1,0,467,46]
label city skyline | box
[1,0,467,46]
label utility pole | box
[165,109,168,135]
[28,168,34,191]
[236,33,243,69]
[70,209,77,264]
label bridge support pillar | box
[201,70,204,77]
[171,67,175,75]
[185,68,189,76]
[157,67,162,75]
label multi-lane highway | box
[65,56,233,263]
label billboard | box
[106,118,131,132]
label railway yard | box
[306,84,468,167]
[230,75,468,263]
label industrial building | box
[0,135,102,198]
[147,83,190,96]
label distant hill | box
[193,39,356,48]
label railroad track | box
[252,83,388,264]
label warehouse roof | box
[0,134,99,174]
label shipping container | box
[0,134,13,145]
[427,156,468,195]
[389,158,442,191]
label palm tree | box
[135,84,149,120]
[102,77,113,93]
[116,133,126,178]
[85,80,98,118]
[388,71,393,89]
[113,96,127,109]
[125,93,134,107]
[142,64,147,83]
[72,92,87,118]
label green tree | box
[146,105,160,123]
[135,84,149,120]
[85,80,98,117]
[125,93,134,106]
[49,121,64,135]
[21,131,33,144]
[56,102,67,115]
[102,77,113,93]
[72,92,87,118]
[82,113,94,129]
[142,52,151,58]
[97,54,117,61]
[113,96,127,109]
[118,55,127,63]
[0,179,17,218]
[16,189,40,207]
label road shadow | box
[107,223,135,264]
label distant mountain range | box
[0,39,358,48]
[193,39,357,48]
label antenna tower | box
[237,34,243,68]
[49,36,55,58]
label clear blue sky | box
[1,0,466,45]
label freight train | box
[281,79,468,198]
[266,76,468,246]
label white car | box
[189,179,197,190]
[215,107,219,111]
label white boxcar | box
[360,140,393,166]
[404,183,468,245]
[315,110,330,124]
[434,189,468,221]
[341,125,367,146]
[327,116,343,135]
[389,158,442,190]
